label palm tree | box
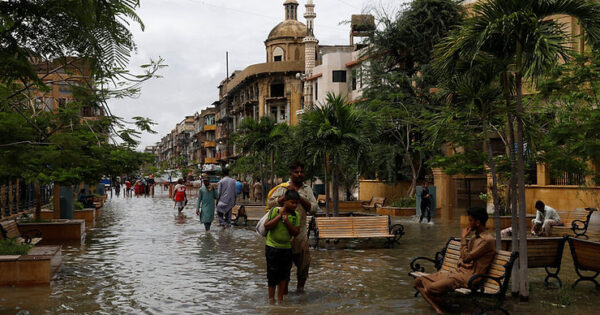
[437,60,505,250]
[297,93,376,216]
[233,116,289,201]
[434,0,600,299]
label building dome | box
[267,20,307,41]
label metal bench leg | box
[544,266,562,288]
[572,270,599,289]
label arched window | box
[273,46,284,62]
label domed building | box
[265,0,307,63]
[214,0,316,164]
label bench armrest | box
[390,224,405,238]
[410,256,439,273]
[467,274,503,295]
[571,219,587,230]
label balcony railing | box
[204,141,216,148]
[204,157,218,164]
[204,124,216,131]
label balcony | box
[204,141,216,148]
[216,151,232,161]
[204,124,216,131]
[204,157,218,164]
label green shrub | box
[73,200,84,210]
[0,239,33,255]
[388,196,417,208]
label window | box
[332,70,346,83]
[58,98,67,108]
[351,69,357,90]
[314,82,318,101]
[271,106,278,118]
[273,47,284,62]
[270,83,284,97]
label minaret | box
[303,0,318,108]
[284,0,299,21]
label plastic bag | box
[256,208,276,237]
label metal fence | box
[0,182,52,219]
[453,177,488,211]
[550,171,586,186]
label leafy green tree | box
[361,0,463,195]
[296,93,376,216]
[232,116,290,201]
[536,52,600,185]
[0,1,164,218]
[434,0,600,299]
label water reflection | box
[0,191,597,314]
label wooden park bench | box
[231,205,245,226]
[361,197,385,211]
[0,220,42,245]
[552,208,596,239]
[567,237,600,290]
[309,215,404,248]
[409,238,518,314]
[317,195,327,207]
[232,205,273,226]
[500,237,567,287]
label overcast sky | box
[108,0,405,150]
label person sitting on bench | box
[531,200,562,236]
[78,189,95,208]
[413,207,495,314]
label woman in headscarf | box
[196,178,219,231]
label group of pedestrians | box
[113,176,155,198]
[175,161,318,303]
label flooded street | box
[0,192,597,314]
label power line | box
[171,0,349,31]
[336,0,360,9]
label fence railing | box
[550,172,585,186]
[0,181,52,220]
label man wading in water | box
[268,160,319,293]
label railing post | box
[0,185,5,219]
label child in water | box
[263,189,301,303]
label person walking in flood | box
[268,161,319,293]
[216,169,236,228]
[242,180,250,200]
[264,190,301,303]
[253,178,263,202]
[196,178,218,231]
[419,182,432,223]
[173,178,187,214]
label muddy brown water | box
[0,191,597,314]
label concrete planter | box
[74,208,95,224]
[0,245,62,286]
[460,215,535,230]
[18,219,85,243]
[377,207,417,217]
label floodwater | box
[0,190,597,314]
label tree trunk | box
[507,110,520,296]
[325,152,331,216]
[332,157,339,216]
[483,115,502,250]
[0,185,6,218]
[515,47,529,300]
[8,178,13,214]
[15,178,20,213]
[34,181,41,221]
[406,153,418,197]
